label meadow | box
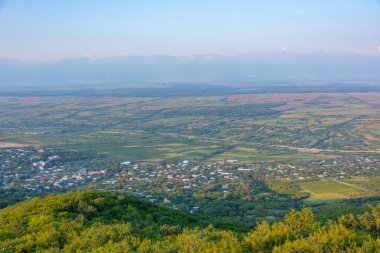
[298,179,372,202]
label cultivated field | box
[2,92,380,161]
[299,179,372,202]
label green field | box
[2,92,380,162]
[343,177,380,194]
[299,179,372,202]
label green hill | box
[0,191,196,252]
[2,191,380,252]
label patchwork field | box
[0,142,29,148]
[2,92,380,161]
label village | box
[1,147,379,211]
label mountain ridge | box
[1,53,380,86]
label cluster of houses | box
[1,147,379,212]
[0,148,110,193]
[100,155,379,210]
[113,156,379,193]
[257,156,378,181]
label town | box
[1,147,379,212]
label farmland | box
[298,179,372,202]
[2,92,380,162]
[2,86,380,230]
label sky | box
[0,0,379,60]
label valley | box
[2,86,380,232]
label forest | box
[2,191,380,252]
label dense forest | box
[1,191,380,252]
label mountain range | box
[1,53,380,87]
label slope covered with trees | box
[2,191,380,252]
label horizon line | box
[2,51,380,62]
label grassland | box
[299,179,373,202]
[343,177,380,194]
[2,92,380,161]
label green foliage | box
[151,225,242,253]
[266,179,310,200]
[0,191,193,252]
[3,191,380,252]
[244,208,317,252]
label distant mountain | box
[0,53,380,86]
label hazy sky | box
[0,0,379,60]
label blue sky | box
[0,0,379,59]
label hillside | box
[0,191,197,252]
[1,191,380,252]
